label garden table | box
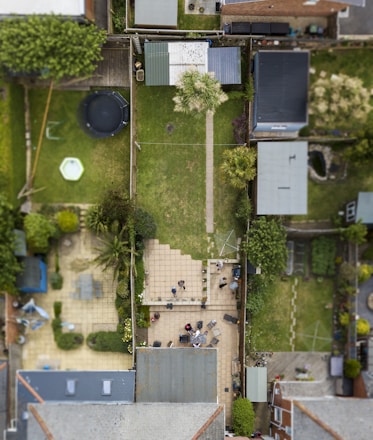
[79,274,93,300]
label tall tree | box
[0,15,107,80]
[173,68,228,116]
[242,217,288,275]
[220,146,257,189]
[0,194,21,292]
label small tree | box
[232,397,255,436]
[24,212,56,253]
[220,146,257,189]
[340,221,368,245]
[344,359,361,379]
[173,68,228,116]
[242,217,288,275]
[134,208,157,240]
[309,73,371,129]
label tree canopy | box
[0,194,21,292]
[232,397,255,436]
[242,217,288,275]
[340,221,368,245]
[220,146,257,189]
[173,68,228,116]
[0,15,107,80]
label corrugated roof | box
[136,348,218,403]
[135,0,178,27]
[254,50,309,123]
[208,47,241,84]
[144,42,169,86]
[246,367,267,402]
[257,141,308,215]
[356,192,373,224]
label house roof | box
[356,192,373,224]
[26,402,224,440]
[0,0,86,16]
[208,47,241,85]
[339,0,373,37]
[254,50,309,125]
[144,42,241,86]
[257,142,308,215]
[135,0,178,27]
[222,0,349,16]
[293,398,373,440]
[136,347,218,402]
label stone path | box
[289,278,298,351]
[206,111,214,233]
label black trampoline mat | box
[86,95,123,133]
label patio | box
[185,0,220,15]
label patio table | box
[79,274,93,300]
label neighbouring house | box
[256,142,308,215]
[221,0,353,38]
[345,192,373,227]
[252,51,309,136]
[270,380,373,439]
[134,0,178,28]
[144,41,241,86]
[15,256,47,294]
[0,0,95,22]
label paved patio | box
[145,239,240,424]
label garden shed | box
[15,256,47,294]
[257,141,308,215]
[253,50,309,134]
[144,42,241,85]
[356,192,373,227]
[246,367,267,402]
[135,0,178,28]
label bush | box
[56,210,79,233]
[50,272,63,289]
[358,264,373,284]
[135,257,145,302]
[136,306,150,328]
[116,277,130,299]
[53,301,62,318]
[24,212,57,253]
[86,331,127,353]
[362,245,373,261]
[344,359,361,378]
[134,208,157,239]
[232,397,255,436]
[357,317,370,336]
[85,205,108,234]
[339,312,350,327]
[311,237,336,276]
[339,262,357,283]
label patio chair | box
[211,337,220,345]
[213,328,221,337]
[207,320,217,329]
[179,334,190,343]
[197,321,203,330]
[153,341,162,347]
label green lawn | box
[29,88,130,204]
[249,277,334,352]
[135,84,243,259]
[0,82,26,206]
[178,1,220,30]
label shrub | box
[116,277,130,299]
[232,113,247,144]
[85,205,108,234]
[136,306,150,328]
[50,272,63,289]
[53,301,62,318]
[339,262,357,283]
[362,245,373,261]
[56,210,79,233]
[24,212,57,253]
[135,257,145,302]
[311,237,336,276]
[86,331,127,352]
[358,264,373,284]
[232,397,255,436]
[134,208,157,239]
[122,318,132,343]
[339,312,350,327]
[357,317,370,336]
[344,359,361,378]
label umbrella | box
[22,298,50,320]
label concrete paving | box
[145,239,240,425]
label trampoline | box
[79,90,129,138]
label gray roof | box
[339,0,372,36]
[208,47,241,84]
[257,141,308,215]
[293,398,373,440]
[26,402,224,440]
[136,347,218,402]
[135,0,178,27]
[144,42,169,86]
[254,50,309,123]
[356,192,373,224]
[246,367,267,402]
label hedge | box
[232,397,255,436]
[86,331,128,353]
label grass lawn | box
[29,88,130,204]
[135,84,243,259]
[178,1,220,30]
[294,278,334,351]
[249,277,334,352]
[0,82,26,206]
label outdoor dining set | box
[179,319,222,347]
[71,274,103,300]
